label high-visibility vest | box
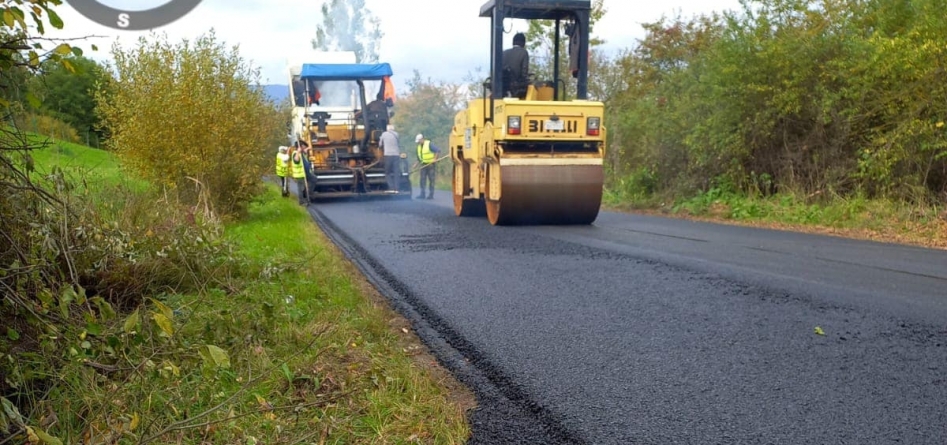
[417,140,435,164]
[291,155,306,179]
[276,153,288,177]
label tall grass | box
[1,139,473,444]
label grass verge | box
[604,185,947,250]
[1,140,474,444]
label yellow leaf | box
[814,326,825,336]
[3,10,14,27]
[161,360,180,377]
[53,43,71,55]
[31,427,63,445]
[937,121,944,128]
[199,344,231,369]
[129,413,140,431]
[152,312,174,336]
[150,298,173,321]
[123,309,140,333]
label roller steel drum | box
[486,160,603,226]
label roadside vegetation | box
[599,0,947,248]
[1,1,472,442]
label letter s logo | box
[117,12,130,28]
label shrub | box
[95,30,287,220]
[12,112,80,143]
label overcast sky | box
[46,0,744,92]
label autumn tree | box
[391,70,466,183]
[392,70,465,154]
[95,30,286,218]
[523,0,607,99]
[311,0,383,63]
[28,55,108,146]
[607,0,947,204]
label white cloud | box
[44,0,744,92]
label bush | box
[95,30,286,220]
[12,112,80,143]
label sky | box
[44,0,745,93]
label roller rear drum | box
[485,163,603,226]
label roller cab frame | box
[290,63,411,200]
[449,0,607,225]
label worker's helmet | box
[278,146,288,153]
[415,134,423,143]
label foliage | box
[390,70,466,186]
[523,0,607,99]
[27,55,109,146]
[607,0,947,206]
[0,0,85,109]
[2,141,473,443]
[12,112,80,143]
[311,0,383,63]
[95,30,286,219]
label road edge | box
[306,204,586,444]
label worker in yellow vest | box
[290,146,308,205]
[415,134,441,200]
[276,146,290,197]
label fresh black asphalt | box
[303,190,947,445]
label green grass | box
[208,188,473,443]
[604,181,947,249]
[4,135,473,444]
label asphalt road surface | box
[304,191,947,445]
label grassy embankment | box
[14,137,474,444]
[603,183,947,250]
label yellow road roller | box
[449,0,606,225]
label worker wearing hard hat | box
[276,146,290,197]
[414,133,441,200]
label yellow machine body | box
[451,0,606,225]
[286,58,410,198]
[450,92,606,225]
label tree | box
[95,30,286,218]
[1,1,80,110]
[523,0,607,98]
[392,70,465,153]
[311,0,383,63]
[28,55,108,146]
[391,70,466,183]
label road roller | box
[449,0,606,225]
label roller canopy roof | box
[479,0,591,20]
[299,63,393,80]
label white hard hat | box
[415,134,423,143]
[278,146,288,153]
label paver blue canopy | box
[300,63,394,80]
